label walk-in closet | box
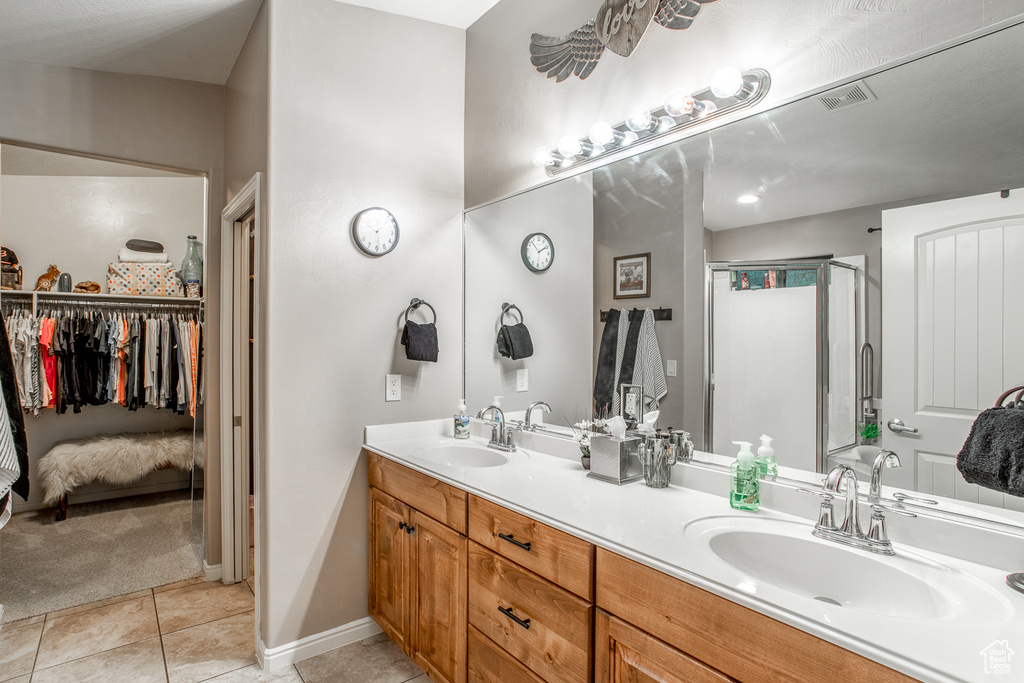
[0,142,208,623]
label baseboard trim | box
[203,561,222,582]
[257,616,383,671]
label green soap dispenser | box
[756,434,779,478]
[730,441,760,511]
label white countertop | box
[365,420,1024,683]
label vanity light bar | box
[538,68,771,177]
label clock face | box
[521,232,554,272]
[352,208,400,256]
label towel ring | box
[501,302,523,325]
[404,298,436,325]
[995,385,1024,408]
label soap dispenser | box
[491,396,503,424]
[756,434,779,478]
[730,441,760,511]
[454,399,470,440]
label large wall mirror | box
[464,21,1024,528]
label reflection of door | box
[882,190,1024,509]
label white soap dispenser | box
[454,399,470,440]
[756,434,778,478]
[491,396,503,424]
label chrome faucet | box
[524,401,551,431]
[477,405,516,452]
[798,462,915,556]
[868,449,900,504]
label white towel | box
[632,308,668,411]
[118,247,169,264]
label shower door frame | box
[704,257,859,473]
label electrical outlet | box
[516,369,529,392]
[666,360,677,377]
[385,374,401,402]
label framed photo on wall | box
[613,252,651,299]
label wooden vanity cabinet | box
[368,453,468,683]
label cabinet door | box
[411,509,468,683]
[595,611,735,683]
[369,488,412,653]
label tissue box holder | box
[587,434,643,485]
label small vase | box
[580,445,591,470]
[181,235,203,298]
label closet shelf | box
[2,291,203,306]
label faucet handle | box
[797,487,835,502]
[871,503,917,519]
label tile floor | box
[0,576,425,682]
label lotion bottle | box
[756,434,779,478]
[454,399,470,440]
[730,441,760,511]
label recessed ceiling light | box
[737,194,761,204]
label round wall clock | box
[352,207,400,256]
[521,232,554,272]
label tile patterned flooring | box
[0,577,425,682]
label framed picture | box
[613,252,651,299]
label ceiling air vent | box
[817,80,877,112]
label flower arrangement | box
[571,417,608,458]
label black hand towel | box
[497,322,534,360]
[957,406,1024,497]
[401,321,439,362]
[0,317,28,500]
[594,309,621,415]
[616,308,644,393]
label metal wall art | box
[530,0,720,82]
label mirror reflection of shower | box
[707,258,860,472]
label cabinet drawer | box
[368,451,467,534]
[595,610,735,683]
[468,625,545,683]
[468,542,591,683]
[468,494,594,600]
[596,548,918,683]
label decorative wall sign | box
[531,0,719,82]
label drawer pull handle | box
[498,533,532,551]
[498,606,531,630]
[398,522,407,531]
[405,525,415,534]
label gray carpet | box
[0,490,202,623]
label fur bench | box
[38,430,203,520]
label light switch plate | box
[516,369,529,392]
[386,374,401,401]
[666,360,677,377]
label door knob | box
[887,418,919,434]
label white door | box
[882,189,1024,510]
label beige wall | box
[263,0,465,648]
[0,58,226,561]
[465,0,1024,206]
[223,0,270,633]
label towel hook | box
[403,298,436,325]
[501,302,523,324]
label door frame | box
[219,172,262,590]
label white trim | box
[203,560,222,582]
[256,617,383,671]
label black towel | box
[616,308,643,394]
[594,309,620,415]
[401,321,439,362]
[497,322,534,360]
[957,407,1024,497]
[0,317,28,500]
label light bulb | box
[589,121,616,146]
[737,194,761,204]
[710,67,744,98]
[626,107,654,133]
[532,147,555,168]
[558,136,583,158]
[664,90,691,118]
[656,116,676,133]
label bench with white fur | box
[38,430,202,520]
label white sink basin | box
[417,444,510,468]
[685,516,1011,624]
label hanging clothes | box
[0,315,29,509]
[2,304,201,418]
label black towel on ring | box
[957,406,1024,497]
[401,321,439,363]
[594,309,621,415]
[497,322,534,360]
